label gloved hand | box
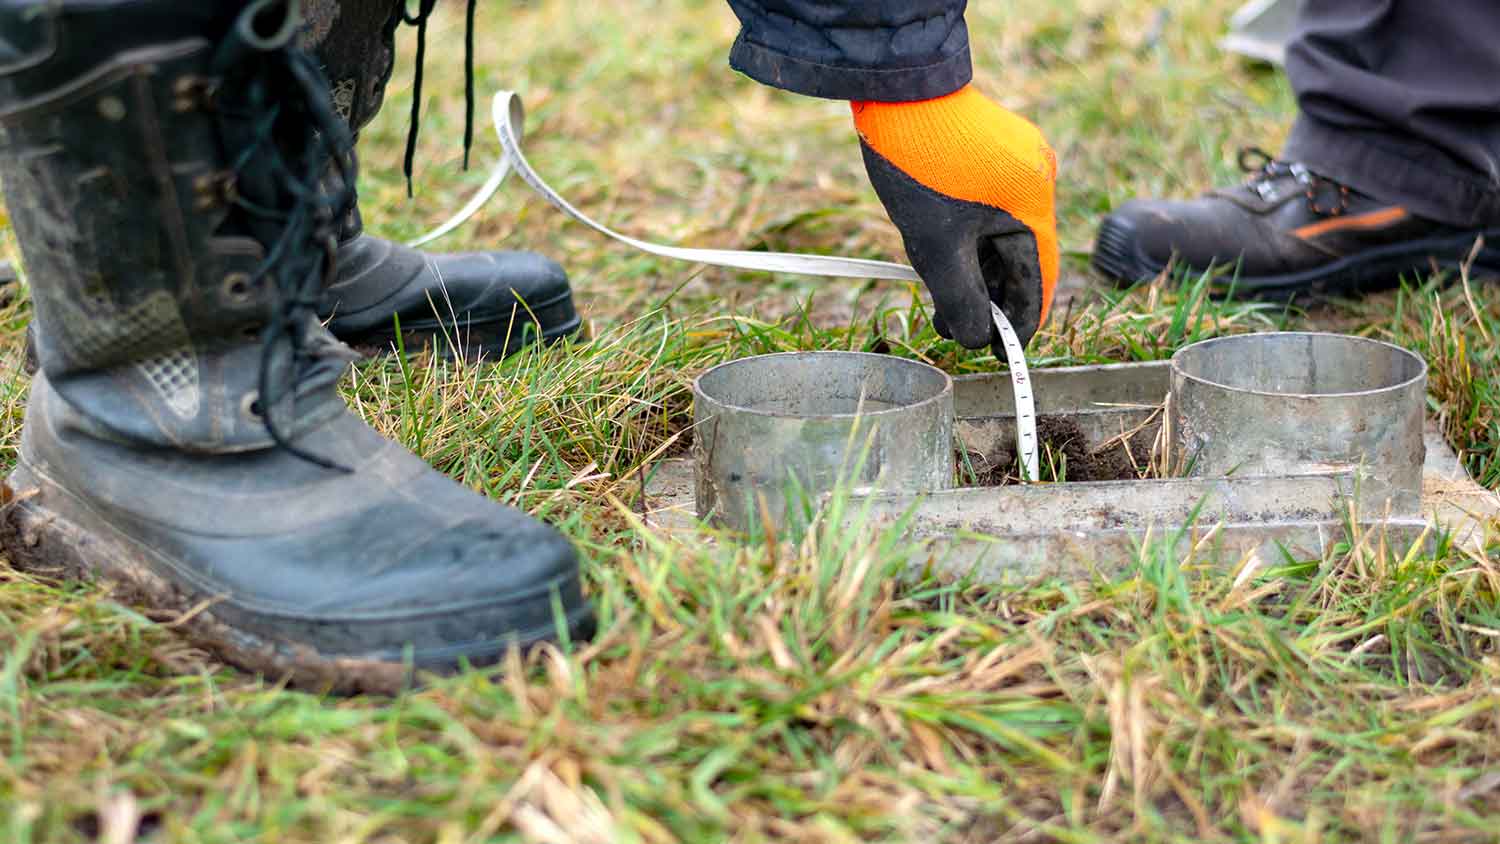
[853,85,1059,349]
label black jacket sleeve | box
[725,1,972,102]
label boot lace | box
[1238,146,1351,216]
[397,0,480,197]
[213,0,358,470]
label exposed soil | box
[958,415,1155,486]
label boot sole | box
[0,460,596,695]
[338,290,582,362]
[1093,216,1500,301]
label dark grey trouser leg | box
[1283,0,1500,227]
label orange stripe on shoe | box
[852,85,1060,326]
[1293,206,1408,240]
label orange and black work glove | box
[853,85,1059,349]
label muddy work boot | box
[1093,149,1500,298]
[0,0,593,693]
[302,0,579,359]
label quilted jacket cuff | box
[729,34,972,102]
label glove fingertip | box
[945,307,996,350]
[931,310,951,341]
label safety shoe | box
[303,2,580,360]
[0,0,592,693]
[1093,149,1500,298]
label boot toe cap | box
[1093,203,1164,284]
[400,249,572,319]
[325,236,580,358]
[255,508,588,665]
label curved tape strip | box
[991,302,1039,481]
[407,157,512,248]
[416,90,1042,482]
[491,92,920,282]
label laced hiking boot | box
[1093,148,1500,298]
[0,0,593,693]
[16,0,582,370]
[302,0,580,360]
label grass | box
[2,0,1499,841]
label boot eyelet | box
[194,175,218,209]
[240,392,264,419]
[221,272,256,305]
[172,76,219,113]
[194,172,239,210]
[96,96,127,122]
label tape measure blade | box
[990,303,1039,483]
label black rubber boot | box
[326,209,581,360]
[0,0,593,693]
[302,0,580,360]
[1093,149,1500,299]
